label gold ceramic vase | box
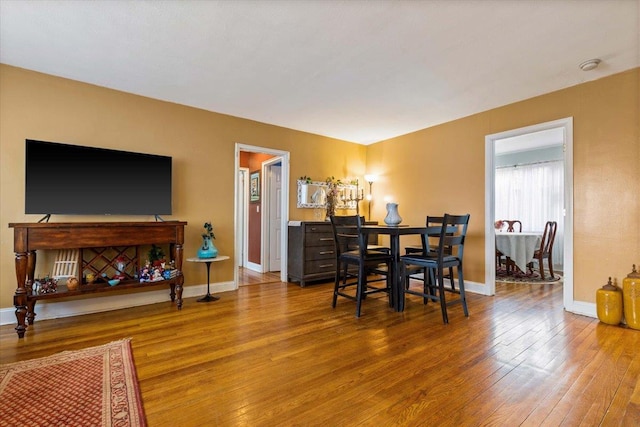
[596,277,622,326]
[622,264,640,330]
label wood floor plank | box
[1,270,639,426]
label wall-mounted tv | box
[25,139,172,216]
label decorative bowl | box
[108,279,120,286]
[66,277,80,291]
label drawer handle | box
[319,238,333,241]
[318,251,334,255]
[319,264,334,268]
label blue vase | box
[198,236,218,258]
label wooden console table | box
[8,221,187,338]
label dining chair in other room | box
[400,213,470,324]
[496,219,523,273]
[527,221,558,280]
[330,215,393,317]
[504,220,522,232]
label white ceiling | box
[1,0,638,145]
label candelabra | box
[341,179,364,215]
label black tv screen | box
[25,139,172,216]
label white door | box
[236,168,249,267]
[267,164,282,272]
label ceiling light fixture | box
[579,58,601,71]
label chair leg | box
[400,262,407,312]
[355,264,366,317]
[421,270,428,305]
[437,267,448,324]
[458,264,469,317]
[428,269,437,299]
[423,268,437,305]
[537,255,545,279]
[387,261,394,309]
[332,268,341,308]
[548,256,555,279]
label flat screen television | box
[25,139,172,216]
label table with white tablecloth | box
[495,232,542,273]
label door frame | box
[484,117,575,312]
[234,143,290,286]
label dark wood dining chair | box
[405,216,452,256]
[404,215,456,289]
[527,221,558,280]
[330,215,393,317]
[400,213,470,324]
[363,220,390,254]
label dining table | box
[495,232,542,273]
[361,224,429,311]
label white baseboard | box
[245,261,262,273]
[407,274,487,295]
[461,280,487,295]
[0,281,235,326]
[2,278,597,327]
[407,274,597,318]
[565,300,597,318]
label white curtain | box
[495,160,564,270]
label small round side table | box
[186,255,229,302]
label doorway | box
[485,118,574,311]
[234,143,290,288]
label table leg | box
[390,235,401,311]
[197,261,219,302]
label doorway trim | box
[234,143,290,286]
[484,117,575,312]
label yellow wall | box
[368,67,639,302]
[0,64,365,308]
[1,64,638,310]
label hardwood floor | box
[237,267,281,286]
[2,275,639,426]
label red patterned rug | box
[496,265,562,284]
[0,339,146,427]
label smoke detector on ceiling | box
[579,59,601,71]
